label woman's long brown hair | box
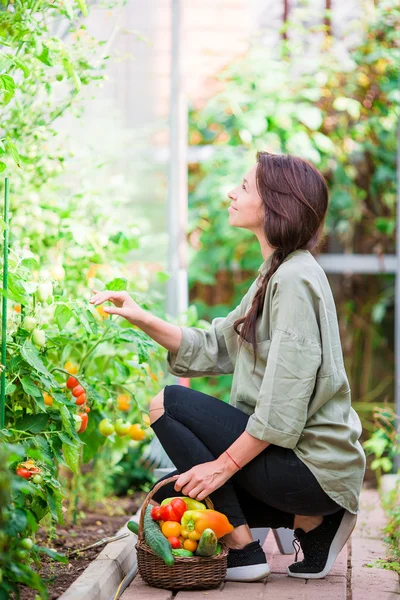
[233,151,329,373]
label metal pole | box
[166,0,189,393]
[394,83,400,474]
[166,0,188,325]
[0,178,9,430]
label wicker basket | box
[136,474,229,590]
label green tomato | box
[73,414,82,432]
[36,283,50,302]
[114,418,131,437]
[99,418,115,436]
[22,316,37,331]
[20,538,33,550]
[32,474,43,484]
[15,549,28,560]
[32,328,46,347]
[106,398,114,410]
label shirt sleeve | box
[245,274,322,448]
[166,294,250,378]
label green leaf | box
[62,442,80,474]
[35,545,68,563]
[0,161,6,172]
[0,74,15,94]
[14,413,50,433]
[37,46,52,66]
[54,304,74,331]
[5,138,21,168]
[20,376,43,399]
[106,277,127,291]
[21,341,55,382]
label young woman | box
[89,152,366,583]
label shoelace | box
[292,533,301,562]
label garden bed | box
[21,493,145,600]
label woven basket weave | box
[136,474,229,590]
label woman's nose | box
[228,189,236,200]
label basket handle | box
[137,474,214,542]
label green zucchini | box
[143,505,174,566]
[172,549,194,557]
[215,543,222,555]
[127,520,139,535]
[195,528,218,557]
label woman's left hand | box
[174,458,236,501]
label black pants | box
[150,385,341,529]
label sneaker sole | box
[287,510,357,579]
[225,563,271,582]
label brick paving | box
[120,488,400,600]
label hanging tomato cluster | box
[65,362,89,434]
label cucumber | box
[127,520,139,535]
[172,549,194,557]
[143,505,174,566]
[195,528,218,557]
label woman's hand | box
[174,456,238,502]
[89,289,146,325]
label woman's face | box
[227,164,264,233]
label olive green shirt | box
[166,249,366,515]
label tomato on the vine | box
[129,424,145,441]
[16,468,32,479]
[75,393,86,406]
[84,406,90,413]
[99,419,115,436]
[73,414,82,432]
[114,419,131,437]
[20,538,33,550]
[72,385,84,398]
[32,329,46,347]
[32,474,43,484]
[64,361,78,375]
[66,376,79,389]
[78,413,88,433]
[22,316,36,331]
[43,392,53,406]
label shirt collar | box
[258,249,308,276]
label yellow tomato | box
[14,305,22,313]
[183,539,197,552]
[117,394,131,411]
[95,305,108,319]
[64,362,78,375]
[129,424,145,441]
[188,530,201,541]
[43,392,53,406]
[161,521,181,539]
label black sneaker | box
[225,540,271,582]
[287,508,357,579]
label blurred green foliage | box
[186,1,399,430]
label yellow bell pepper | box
[160,496,206,511]
[180,510,234,539]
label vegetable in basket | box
[161,496,207,511]
[144,505,174,566]
[180,509,234,539]
[195,528,218,557]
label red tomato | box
[151,506,162,521]
[75,393,86,406]
[72,385,85,398]
[170,498,186,521]
[168,536,181,549]
[160,504,181,522]
[16,467,32,479]
[66,376,79,389]
[78,413,88,433]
